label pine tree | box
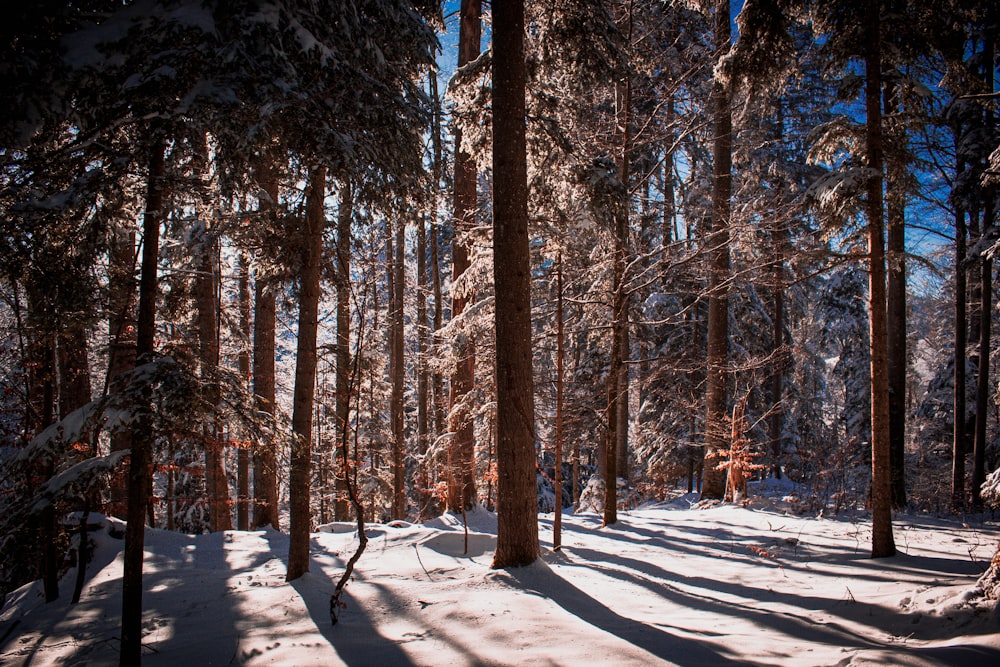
[492,0,539,569]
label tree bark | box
[252,157,279,531]
[701,0,732,501]
[448,0,481,513]
[971,25,994,511]
[107,220,137,520]
[194,134,230,533]
[120,133,165,667]
[953,204,967,511]
[884,78,907,510]
[391,214,406,520]
[287,165,326,581]
[864,0,895,558]
[334,184,353,522]
[237,254,251,531]
[554,254,565,550]
[491,0,539,569]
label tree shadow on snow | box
[506,561,748,666]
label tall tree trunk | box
[391,215,406,520]
[120,133,166,666]
[334,183,353,522]
[252,157,279,531]
[701,0,732,501]
[430,71,447,448]
[554,254,565,550]
[864,0,895,558]
[287,165,326,582]
[953,203,967,511]
[449,0,482,514]
[971,26,994,511]
[972,216,992,510]
[107,221,137,520]
[491,0,539,570]
[416,210,431,519]
[884,77,907,510]
[614,0,633,489]
[237,254,251,531]
[194,136,230,533]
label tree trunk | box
[953,203,967,511]
[107,220,137,520]
[864,0,895,558]
[491,0,539,569]
[448,0,482,514]
[430,70,447,450]
[287,165,326,582]
[120,133,165,667]
[554,254,565,550]
[194,136,230,532]
[334,183,354,522]
[972,223,992,510]
[613,1,633,488]
[971,26,994,511]
[416,208,431,519]
[391,214,406,520]
[252,157,279,531]
[237,255,251,531]
[884,78,907,510]
[701,0,732,501]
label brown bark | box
[416,209,431,518]
[491,0,539,569]
[237,255,251,531]
[107,221,136,519]
[252,157,279,531]
[865,0,895,558]
[953,204,967,511]
[701,0,732,501]
[430,71,447,448]
[391,214,406,520]
[334,184,353,521]
[884,78,907,510]
[287,165,326,581]
[120,133,165,666]
[554,255,565,550]
[194,137,230,531]
[448,0,481,514]
[971,25,995,511]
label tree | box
[863,0,895,558]
[287,166,326,581]
[492,0,539,569]
[701,0,734,501]
[449,0,482,514]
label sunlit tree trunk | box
[252,156,279,530]
[864,0,895,558]
[121,133,166,666]
[287,165,326,581]
[194,134,230,533]
[449,0,481,513]
[701,0,732,501]
[391,214,406,520]
[334,183,353,521]
[953,201,967,511]
[491,0,539,569]
[237,254,251,531]
[884,77,907,510]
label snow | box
[2,493,999,666]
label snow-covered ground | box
[2,491,999,666]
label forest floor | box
[2,484,999,666]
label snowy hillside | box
[2,496,999,666]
